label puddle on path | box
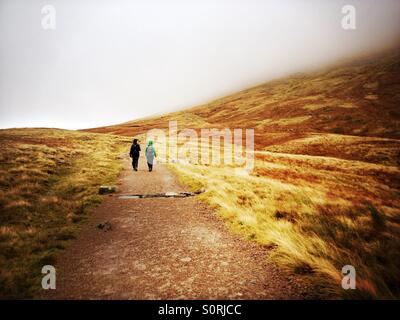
[118,190,205,199]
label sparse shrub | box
[367,203,386,229]
[333,127,345,134]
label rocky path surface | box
[44,157,314,299]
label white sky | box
[1,0,400,129]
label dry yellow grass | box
[257,116,312,128]
[0,128,130,298]
[265,133,400,166]
[167,134,400,299]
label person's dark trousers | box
[132,156,139,171]
[147,162,153,172]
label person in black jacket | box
[129,139,141,171]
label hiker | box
[129,138,141,171]
[145,140,157,172]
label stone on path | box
[99,186,117,195]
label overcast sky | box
[1,0,400,129]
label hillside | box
[85,51,400,298]
[85,50,400,151]
[2,51,399,299]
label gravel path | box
[43,156,314,299]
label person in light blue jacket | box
[145,140,157,172]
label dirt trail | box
[44,156,314,299]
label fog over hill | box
[86,49,400,146]
[1,0,400,129]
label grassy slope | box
[0,128,130,298]
[84,50,400,145]
[85,51,400,298]
[169,150,400,299]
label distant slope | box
[85,50,400,150]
